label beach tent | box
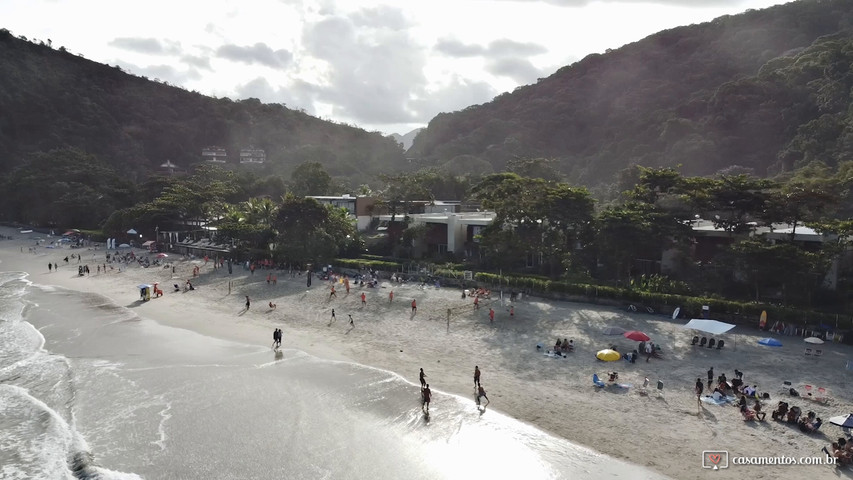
[804,337,824,344]
[829,414,853,428]
[127,228,138,235]
[681,319,735,335]
[602,326,626,335]
[757,338,782,347]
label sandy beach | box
[2,228,851,479]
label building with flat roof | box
[376,211,496,257]
[239,147,266,164]
[202,146,227,163]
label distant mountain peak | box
[389,127,424,151]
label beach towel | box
[701,395,736,406]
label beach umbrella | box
[624,331,651,342]
[118,243,131,248]
[757,338,783,347]
[596,349,621,362]
[127,228,138,235]
[804,337,824,344]
[156,253,168,258]
[602,326,626,335]
[829,414,853,428]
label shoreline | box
[2,230,850,479]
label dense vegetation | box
[0,28,408,191]
[409,0,853,193]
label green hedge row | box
[335,258,403,270]
[333,259,852,329]
[471,272,852,330]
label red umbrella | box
[624,331,651,342]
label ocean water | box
[0,269,669,480]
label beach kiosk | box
[138,284,152,301]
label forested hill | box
[408,0,853,188]
[0,29,406,185]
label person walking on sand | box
[645,341,653,362]
[330,285,336,299]
[361,292,366,305]
[331,308,336,322]
[245,295,251,310]
[476,385,489,408]
[707,367,714,388]
[389,290,394,303]
[489,308,495,324]
[473,295,479,309]
[48,263,52,272]
[419,368,427,388]
[474,366,481,388]
[411,299,417,313]
[695,377,704,409]
[348,314,354,327]
[422,384,431,412]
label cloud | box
[216,42,293,68]
[487,39,547,57]
[181,54,212,70]
[299,9,430,124]
[495,0,744,5]
[486,57,544,84]
[109,37,181,55]
[434,38,547,58]
[348,5,409,30]
[434,39,485,57]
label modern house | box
[239,147,266,164]
[376,211,497,258]
[202,146,227,163]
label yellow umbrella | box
[596,349,621,362]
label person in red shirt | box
[489,308,495,323]
[411,299,417,312]
[361,292,366,305]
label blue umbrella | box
[757,338,782,347]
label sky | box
[2,0,786,136]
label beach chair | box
[640,377,650,395]
[691,336,699,346]
[656,380,664,397]
[814,349,823,357]
[815,387,828,403]
[699,337,707,347]
[804,348,812,356]
[717,340,725,350]
[593,374,606,388]
[804,384,813,397]
[708,338,716,349]
[843,427,853,439]
[847,360,853,371]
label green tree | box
[290,161,332,196]
[273,195,357,265]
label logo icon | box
[702,450,729,470]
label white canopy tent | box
[682,319,736,335]
[682,319,737,350]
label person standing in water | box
[474,366,481,388]
[476,385,489,408]
[419,368,427,388]
[422,384,432,413]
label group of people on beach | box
[417,366,489,415]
